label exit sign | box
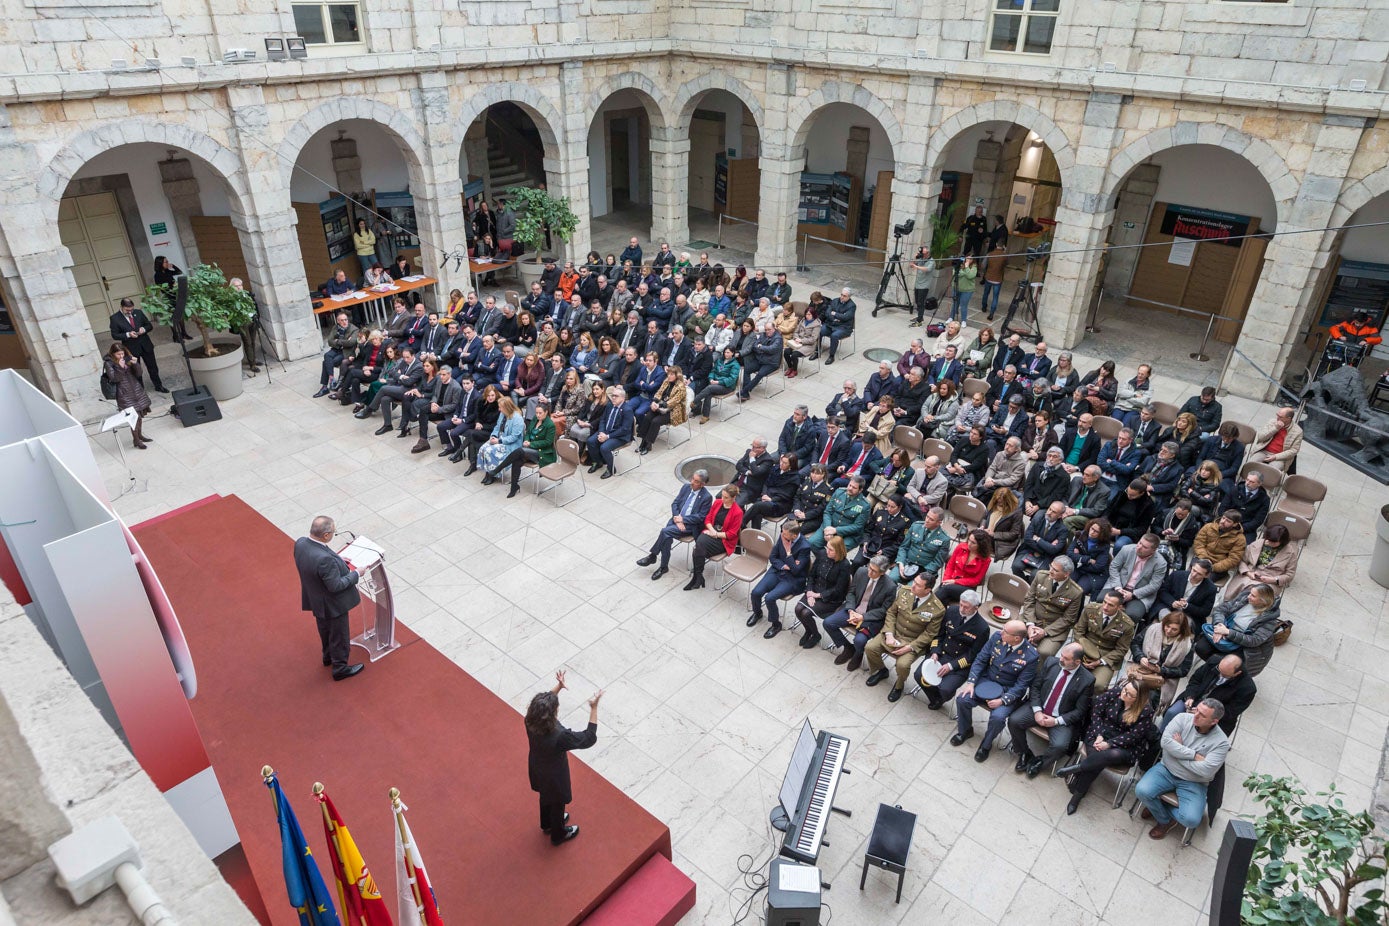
[149,222,167,235]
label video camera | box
[892,219,915,238]
[1025,242,1050,262]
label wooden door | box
[688,115,723,213]
[59,192,143,333]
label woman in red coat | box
[687,484,743,590]
[935,529,994,606]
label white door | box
[58,193,144,335]
[688,115,723,214]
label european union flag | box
[265,772,341,926]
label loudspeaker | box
[1209,819,1256,925]
[170,385,221,427]
[767,858,820,926]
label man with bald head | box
[952,618,1039,763]
[1006,641,1094,778]
[292,516,363,680]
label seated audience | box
[1065,517,1114,599]
[1022,446,1071,517]
[585,386,636,479]
[1103,478,1160,550]
[1196,422,1245,480]
[634,365,688,454]
[1062,465,1112,532]
[1192,510,1247,579]
[792,536,853,649]
[1135,698,1229,840]
[1006,642,1094,779]
[1127,609,1195,712]
[824,555,895,670]
[1151,558,1218,627]
[864,574,945,702]
[1162,653,1255,736]
[743,453,802,530]
[913,590,989,709]
[749,521,813,638]
[636,471,713,579]
[1248,407,1302,471]
[935,529,994,607]
[1055,678,1156,816]
[1071,588,1136,690]
[691,346,741,423]
[1179,386,1223,437]
[1223,523,1297,602]
[1012,501,1070,579]
[1194,584,1281,676]
[853,495,910,568]
[951,619,1039,763]
[806,476,872,551]
[1105,532,1166,619]
[732,438,776,507]
[1224,470,1270,543]
[890,506,951,585]
[686,485,743,591]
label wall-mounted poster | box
[714,154,729,207]
[828,173,852,230]
[799,172,835,224]
[939,172,960,210]
[375,191,419,249]
[319,196,352,263]
[1158,204,1251,246]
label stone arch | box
[586,70,673,133]
[788,81,904,157]
[456,82,566,161]
[276,97,430,190]
[37,121,251,223]
[925,99,1076,187]
[1101,122,1296,222]
[1331,165,1389,226]
[671,72,765,134]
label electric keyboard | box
[780,730,849,864]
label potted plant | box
[1242,773,1388,925]
[141,263,256,401]
[505,185,579,285]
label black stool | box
[859,802,916,903]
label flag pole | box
[389,787,428,926]
[313,781,352,924]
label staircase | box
[488,138,536,195]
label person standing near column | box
[526,670,602,846]
[108,297,168,393]
[292,516,363,681]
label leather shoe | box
[1014,752,1030,773]
[1140,807,1154,821]
[587,462,603,473]
[540,812,570,832]
[410,439,429,454]
[481,473,498,486]
[397,428,412,438]
[924,696,943,711]
[1066,796,1081,816]
[600,469,615,479]
[763,623,782,639]
[354,410,371,419]
[1148,822,1175,840]
[374,425,392,436]
[552,825,580,845]
[865,668,889,687]
[845,654,863,672]
[448,450,465,463]
[507,485,520,498]
[313,387,330,398]
[746,612,763,627]
[949,730,973,747]
[974,745,991,763]
[651,566,668,580]
[437,447,455,457]
[799,632,822,649]
[332,664,364,681]
[636,554,657,567]
[323,657,332,667]
[1025,758,1046,779]
[887,686,903,703]
[833,650,852,665]
[682,575,705,591]
[1055,763,1083,777]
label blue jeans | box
[955,691,1012,748]
[951,291,973,325]
[981,281,1002,316]
[1136,764,1207,830]
[751,573,804,624]
[1113,535,1134,552]
[1160,701,1188,733]
[823,609,872,654]
[357,254,375,274]
[824,325,853,358]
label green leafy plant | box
[928,202,961,259]
[1243,773,1388,925]
[141,263,255,358]
[505,185,579,261]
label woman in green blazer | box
[491,401,558,497]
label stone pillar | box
[157,154,203,267]
[990,133,1024,223]
[330,132,363,201]
[462,120,490,195]
[1102,162,1159,296]
[1223,115,1368,401]
[556,61,592,261]
[966,136,1006,230]
[755,63,801,271]
[413,71,469,296]
[845,126,869,183]
[649,124,690,248]
[226,86,320,362]
[1037,92,1127,350]
[902,74,940,258]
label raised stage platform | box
[133,495,691,926]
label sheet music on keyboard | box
[778,720,819,819]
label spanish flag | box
[314,783,395,926]
[263,768,340,926]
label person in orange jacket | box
[1330,311,1382,347]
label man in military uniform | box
[851,495,910,568]
[1071,589,1136,690]
[789,464,835,536]
[915,589,990,709]
[805,475,871,551]
[863,574,945,702]
[952,619,1039,763]
[1022,556,1086,658]
[890,505,951,584]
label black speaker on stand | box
[1209,819,1257,925]
[169,274,222,428]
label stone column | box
[226,86,320,362]
[413,70,468,296]
[555,61,592,261]
[1223,115,1368,400]
[1102,162,1160,296]
[462,120,490,194]
[649,124,689,249]
[990,133,1024,222]
[1036,92,1127,350]
[755,63,801,271]
[966,135,1006,229]
[330,132,363,201]
[158,154,203,267]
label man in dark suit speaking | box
[293,516,363,680]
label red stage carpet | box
[134,495,686,926]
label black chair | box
[859,803,916,903]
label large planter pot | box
[186,338,244,401]
[518,259,545,287]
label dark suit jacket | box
[293,537,361,620]
[1151,570,1219,624]
[826,393,866,433]
[595,404,634,444]
[669,484,713,528]
[1175,659,1256,734]
[844,566,896,633]
[528,721,598,803]
[778,417,819,462]
[1025,656,1095,727]
[658,337,694,373]
[109,309,156,353]
[1058,428,1101,469]
[809,430,851,473]
[735,450,776,496]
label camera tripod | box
[872,245,913,317]
[998,259,1046,343]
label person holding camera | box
[909,247,938,328]
[951,257,978,326]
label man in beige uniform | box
[864,573,945,702]
[1070,589,1136,691]
[1021,556,1085,658]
